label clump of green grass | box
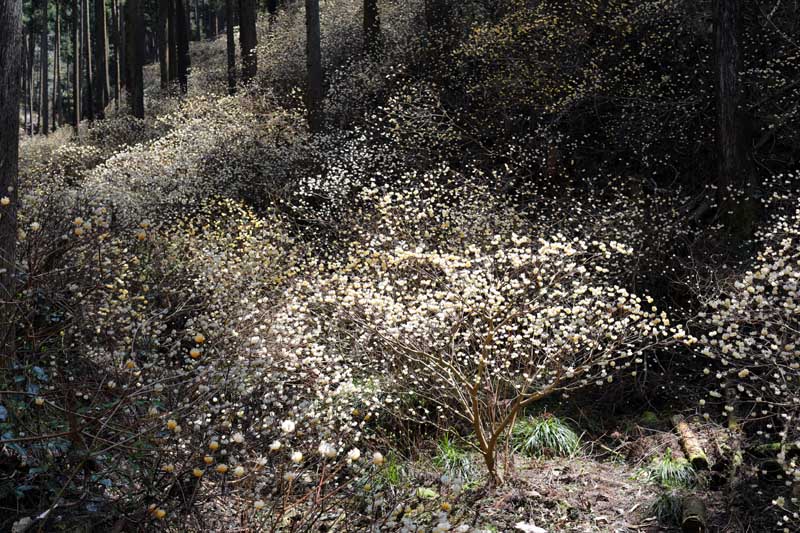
[650,490,683,526]
[645,448,696,488]
[432,434,478,483]
[376,453,405,487]
[513,415,581,457]
[640,411,661,426]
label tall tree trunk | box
[111,0,120,108]
[363,0,380,56]
[158,0,169,88]
[238,0,257,82]
[175,0,191,93]
[125,0,144,117]
[715,0,754,238]
[0,0,22,362]
[40,0,49,135]
[118,0,125,88]
[23,32,31,135]
[204,0,213,39]
[82,0,94,121]
[35,40,41,133]
[185,0,191,45]
[52,1,61,130]
[225,0,236,95]
[94,0,110,117]
[168,0,178,81]
[73,0,81,131]
[28,27,36,134]
[267,0,277,30]
[194,0,201,40]
[305,0,323,132]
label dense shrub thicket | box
[3,0,799,531]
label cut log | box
[681,495,707,533]
[672,415,709,470]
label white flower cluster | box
[697,205,800,527]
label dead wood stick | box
[672,415,709,470]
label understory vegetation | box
[2,0,800,531]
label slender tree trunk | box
[305,0,323,132]
[194,0,201,40]
[21,32,27,135]
[0,0,22,362]
[225,0,236,95]
[118,0,125,88]
[267,0,277,30]
[52,2,61,130]
[158,0,169,88]
[125,0,144,117]
[40,0,49,135]
[185,0,191,45]
[168,0,177,81]
[94,0,110,117]
[363,0,380,56]
[238,0,257,82]
[82,0,94,121]
[73,0,81,131]
[715,0,754,238]
[28,27,35,134]
[175,0,191,93]
[35,40,41,133]
[23,32,31,135]
[204,0,213,39]
[111,0,120,108]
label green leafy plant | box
[377,453,405,487]
[513,415,581,457]
[650,489,683,526]
[645,449,696,488]
[433,434,478,483]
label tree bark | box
[267,0,277,29]
[0,0,22,363]
[158,0,170,89]
[363,0,380,56]
[82,0,94,121]
[715,0,754,239]
[111,0,120,108]
[305,0,323,132]
[204,0,214,39]
[52,1,62,130]
[94,0,110,117]
[125,0,144,117]
[238,0,257,82]
[22,32,28,135]
[195,0,201,40]
[175,0,191,93]
[225,0,236,95]
[73,0,81,131]
[40,0,49,135]
[28,25,35,135]
[23,32,31,135]
[118,0,126,88]
[167,0,177,81]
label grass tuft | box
[650,490,683,526]
[513,415,581,457]
[432,434,478,483]
[645,448,696,488]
